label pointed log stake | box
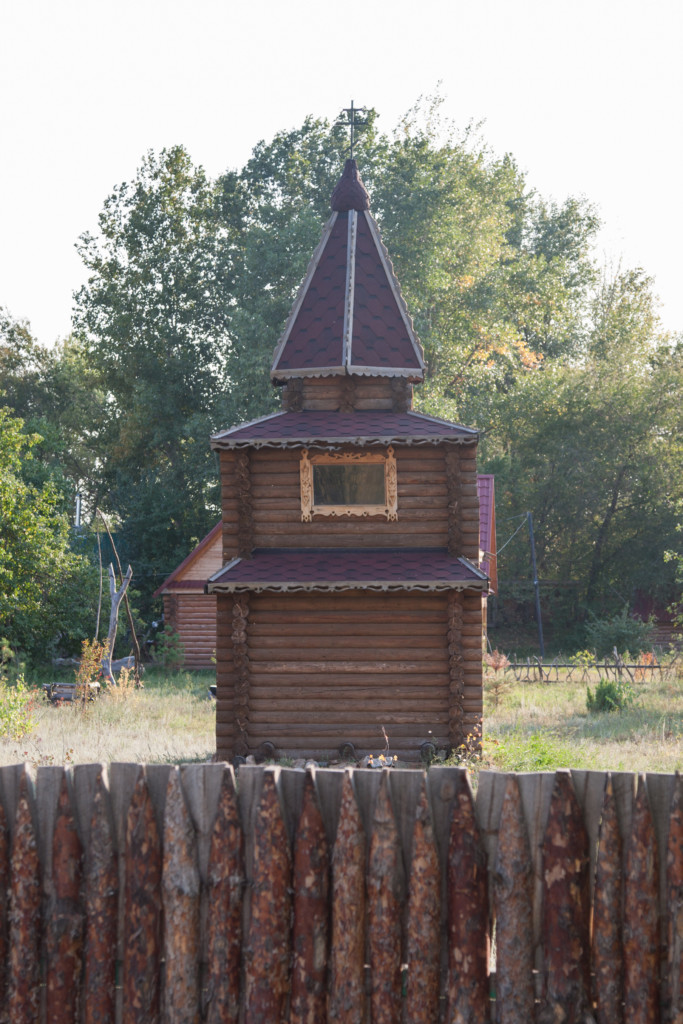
[0,798,9,1011]
[368,770,403,1024]
[206,766,244,1024]
[84,771,118,1024]
[493,774,534,1024]
[46,772,85,1023]
[624,775,660,1024]
[667,773,683,1024]
[290,771,330,1024]
[163,768,201,1024]
[7,772,41,1024]
[244,771,292,1024]
[447,768,490,1024]
[329,770,367,1024]
[592,774,623,1024]
[404,776,441,1024]
[123,769,162,1024]
[539,770,593,1024]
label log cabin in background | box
[173,159,496,762]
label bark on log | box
[7,772,41,1024]
[667,773,683,1024]
[162,767,200,1024]
[368,771,403,1024]
[328,771,366,1024]
[404,776,441,1024]
[122,769,162,1024]
[538,770,594,1024]
[0,797,8,1018]
[205,766,244,1024]
[493,773,535,1024]
[623,775,660,1024]
[447,768,490,1024]
[84,771,118,1024]
[244,771,291,1024]
[46,772,84,1024]
[591,774,623,1024]
[290,771,330,1024]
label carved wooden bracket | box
[236,451,254,557]
[447,591,465,749]
[445,447,462,557]
[300,446,398,521]
[232,595,250,757]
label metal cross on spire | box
[343,101,367,159]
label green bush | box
[584,609,654,659]
[586,678,634,713]
[0,639,37,740]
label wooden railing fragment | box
[0,796,8,1013]
[162,766,201,1024]
[367,770,403,1024]
[404,775,441,1024]
[7,772,41,1024]
[329,770,366,1024]
[539,769,593,1023]
[244,770,291,1024]
[46,772,84,1023]
[290,771,330,1024]
[591,774,623,1024]
[447,768,490,1024]
[624,775,660,1023]
[666,772,683,1024]
[205,766,244,1024]
[123,768,162,1024]
[84,770,118,1024]
[493,773,534,1023]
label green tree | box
[0,407,98,661]
[74,147,241,604]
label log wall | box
[0,763,681,1024]
[220,443,479,559]
[216,590,483,763]
[162,594,217,670]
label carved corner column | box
[232,595,250,757]
[445,447,462,557]
[447,592,465,749]
[236,451,254,558]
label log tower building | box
[207,159,487,762]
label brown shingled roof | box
[271,161,425,383]
[206,548,488,594]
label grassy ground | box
[2,659,683,773]
[481,656,683,775]
[0,667,216,768]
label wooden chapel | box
[207,158,488,762]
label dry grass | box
[3,658,683,773]
[482,657,683,774]
[0,668,216,767]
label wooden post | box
[101,563,132,687]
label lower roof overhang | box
[205,547,489,595]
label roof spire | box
[343,100,367,160]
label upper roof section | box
[271,160,425,385]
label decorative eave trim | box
[206,577,488,595]
[211,433,478,451]
[270,212,339,380]
[363,211,426,377]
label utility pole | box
[527,512,545,658]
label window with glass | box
[300,447,398,521]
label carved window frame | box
[300,446,398,522]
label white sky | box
[1,0,681,347]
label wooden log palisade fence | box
[0,763,682,1023]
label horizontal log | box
[247,686,448,702]
[249,635,446,651]
[253,520,448,536]
[247,622,446,637]
[250,533,450,548]
[247,710,448,726]
[252,595,445,612]
[248,647,448,663]
[250,672,449,688]
[243,722,448,738]
[249,661,449,675]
